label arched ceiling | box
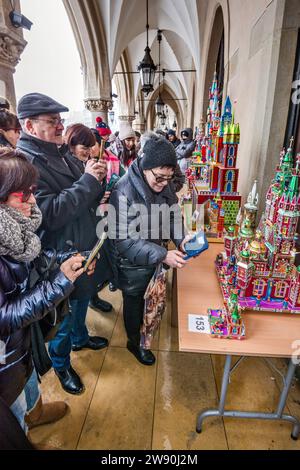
[125,29,194,102]
[95,0,201,75]
[63,0,205,125]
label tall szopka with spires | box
[187,72,241,237]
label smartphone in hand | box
[183,231,209,260]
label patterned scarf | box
[0,204,42,262]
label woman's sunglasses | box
[10,185,37,203]
[150,169,175,184]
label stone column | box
[132,114,146,133]
[0,1,27,111]
[84,98,113,125]
[118,114,136,130]
[118,115,136,123]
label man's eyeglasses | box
[10,185,37,203]
[150,169,175,184]
[32,117,65,127]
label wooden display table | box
[176,244,300,438]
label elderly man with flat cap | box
[17,93,112,395]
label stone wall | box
[199,0,300,213]
[0,0,26,111]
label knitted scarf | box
[0,204,42,262]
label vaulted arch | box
[63,0,112,102]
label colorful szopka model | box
[216,139,300,314]
[188,72,241,238]
[208,290,245,339]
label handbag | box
[140,264,167,349]
[29,249,70,340]
[117,258,156,295]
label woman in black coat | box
[109,136,190,365]
[0,148,85,432]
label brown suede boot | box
[25,396,69,430]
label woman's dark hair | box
[120,140,137,167]
[0,96,10,110]
[0,109,21,132]
[0,147,38,202]
[64,123,96,149]
[90,128,102,145]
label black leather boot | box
[126,340,156,366]
[72,336,108,351]
[55,366,84,395]
[89,295,113,312]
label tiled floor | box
[29,277,300,450]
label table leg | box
[196,355,300,440]
[276,358,300,440]
[196,355,232,433]
[171,268,178,328]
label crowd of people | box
[0,92,197,449]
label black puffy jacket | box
[17,132,112,299]
[0,255,73,406]
[109,158,185,283]
[175,128,196,160]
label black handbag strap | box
[30,322,52,377]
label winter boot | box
[25,396,68,430]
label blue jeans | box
[10,367,41,433]
[10,390,27,433]
[24,367,40,413]
[48,298,90,371]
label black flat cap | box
[17,93,69,119]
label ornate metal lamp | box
[138,0,157,96]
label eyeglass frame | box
[9,185,37,203]
[150,169,175,183]
[31,117,65,127]
[3,128,21,133]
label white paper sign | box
[188,314,210,334]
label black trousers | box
[122,292,146,345]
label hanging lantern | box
[138,46,157,96]
[160,110,167,126]
[137,0,156,96]
[155,94,165,116]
